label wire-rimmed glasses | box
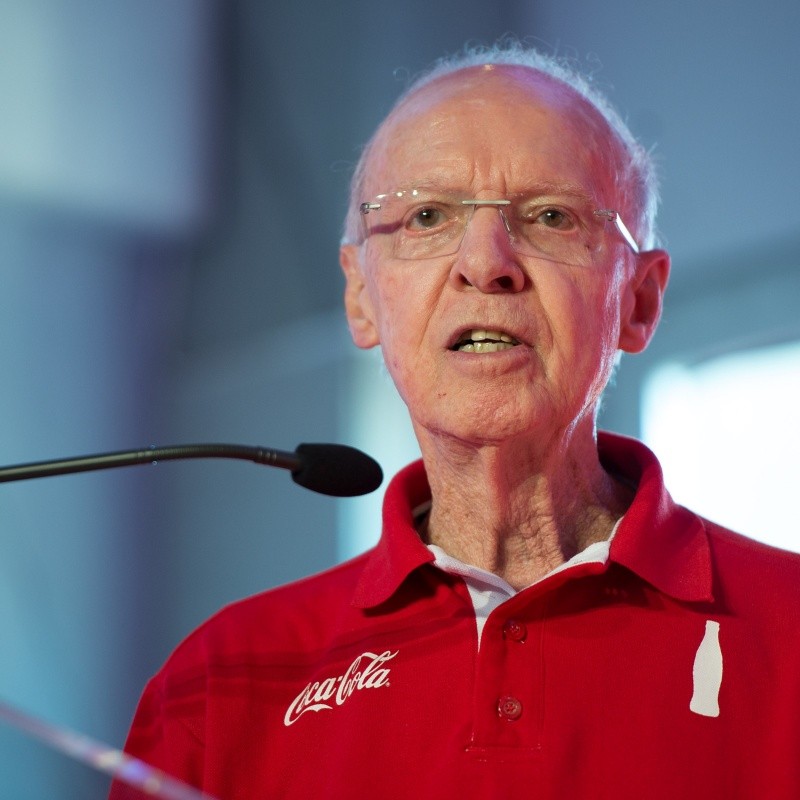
[359,188,639,266]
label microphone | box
[0,442,383,497]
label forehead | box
[363,66,619,199]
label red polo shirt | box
[113,433,800,799]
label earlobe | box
[340,244,380,349]
[618,249,671,354]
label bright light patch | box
[641,341,800,553]
[337,351,421,561]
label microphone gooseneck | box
[0,442,383,497]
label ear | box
[340,244,380,349]
[617,249,671,354]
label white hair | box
[342,41,660,250]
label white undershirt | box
[427,518,621,647]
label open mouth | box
[450,329,520,353]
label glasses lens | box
[507,198,606,266]
[361,191,469,260]
[360,191,615,266]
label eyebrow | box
[376,180,597,204]
[520,182,596,203]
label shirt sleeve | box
[108,670,207,800]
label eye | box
[406,205,447,231]
[536,208,574,230]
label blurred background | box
[1,1,798,796]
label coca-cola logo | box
[283,650,398,726]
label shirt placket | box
[468,590,548,753]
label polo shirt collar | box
[352,459,434,608]
[353,432,713,609]
[599,433,713,603]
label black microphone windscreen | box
[291,443,383,497]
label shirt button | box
[497,695,523,721]
[503,619,527,642]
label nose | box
[449,205,526,293]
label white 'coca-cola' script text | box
[283,650,398,726]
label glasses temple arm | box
[595,209,640,254]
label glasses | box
[359,189,640,266]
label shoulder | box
[703,516,800,603]
[706,517,800,571]
[215,550,372,621]
[154,550,374,680]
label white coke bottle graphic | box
[690,619,723,717]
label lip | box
[445,340,536,377]
[444,325,536,375]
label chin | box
[418,407,543,447]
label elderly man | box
[113,46,800,800]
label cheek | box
[367,264,442,348]
[541,271,622,369]
[365,271,426,385]
[371,274,410,346]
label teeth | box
[459,341,516,353]
[455,328,519,352]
